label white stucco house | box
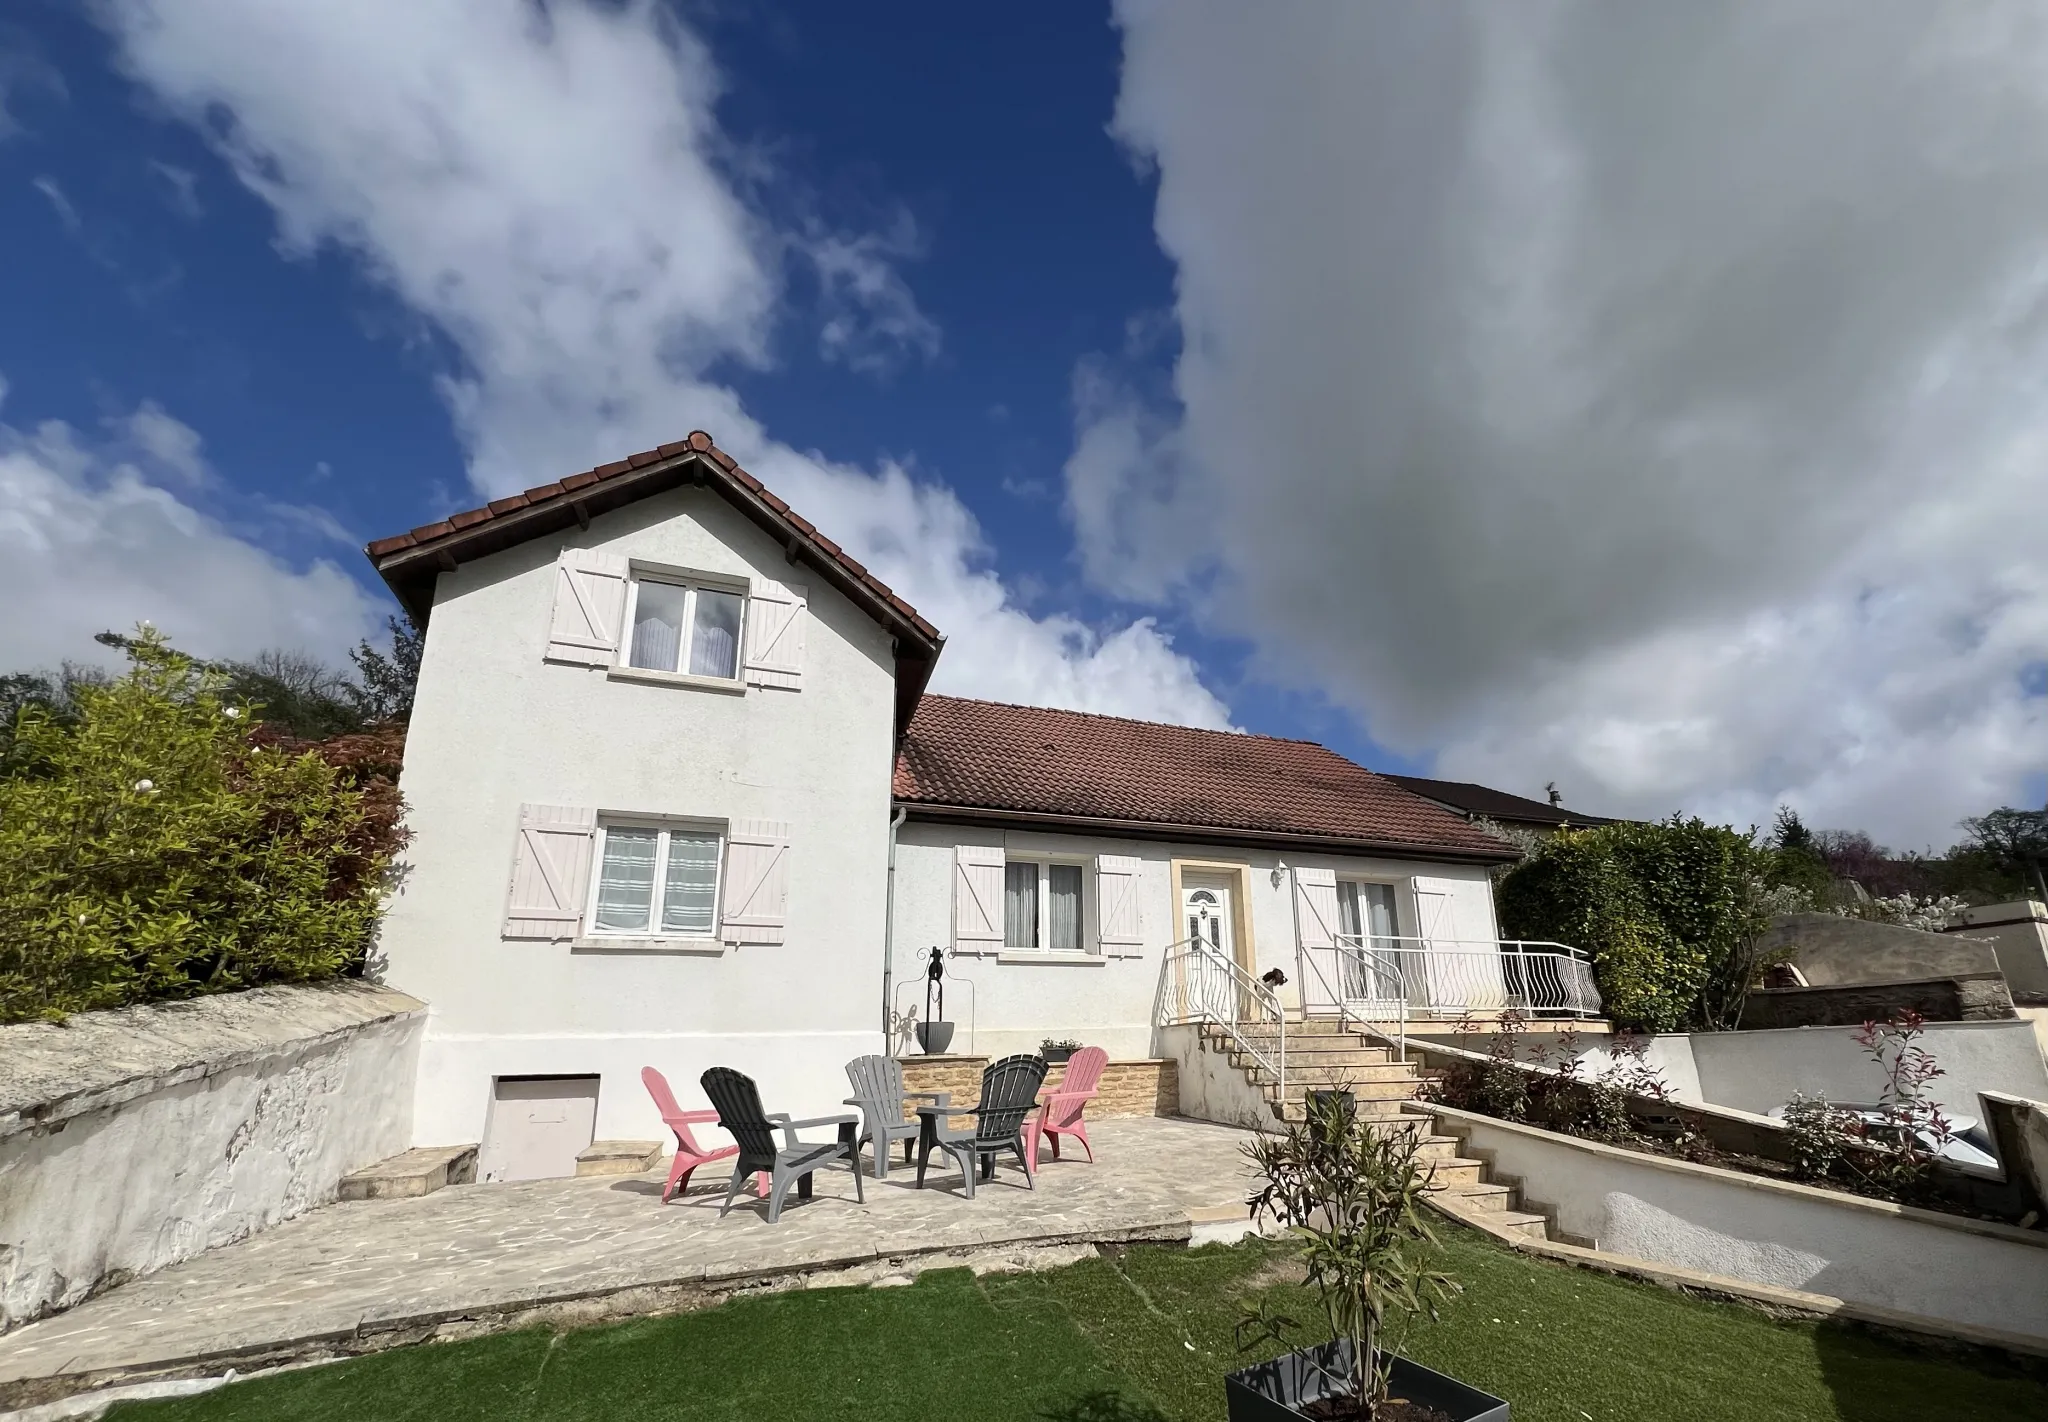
[367,431,1554,1179]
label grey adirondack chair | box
[700,1067,864,1224]
[914,1054,1049,1199]
[844,1054,947,1181]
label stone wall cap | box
[0,980,426,1139]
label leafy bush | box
[0,628,406,1024]
[1496,816,1784,1032]
[1424,1011,1673,1145]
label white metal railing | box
[1158,936,1285,1092]
[1295,936,1602,1061]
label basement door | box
[478,1075,600,1182]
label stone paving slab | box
[0,1117,1258,1407]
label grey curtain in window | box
[1004,861,1038,948]
[1048,864,1082,952]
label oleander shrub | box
[0,627,406,1024]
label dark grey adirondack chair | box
[700,1067,864,1224]
[844,1054,947,1181]
[914,1054,1049,1199]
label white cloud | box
[94,0,1229,730]
[1075,0,2048,842]
[0,401,383,671]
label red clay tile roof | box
[363,430,940,643]
[894,696,1517,861]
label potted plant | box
[1040,1038,1082,1064]
[916,947,955,1055]
[1230,1093,1508,1421]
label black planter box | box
[1226,1340,1509,1422]
[1042,1046,1077,1064]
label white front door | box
[1183,876,1235,962]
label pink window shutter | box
[502,805,597,939]
[545,549,629,666]
[720,820,792,945]
[952,845,1005,951]
[1292,866,1339,951]
[1093,854,1143,956]
[743,580,807,690]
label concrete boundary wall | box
[1432,1104,2048,1344]
[0,982,425,1331]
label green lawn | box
[113,1228,2046,1422]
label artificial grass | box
[112,1227,2047,1422]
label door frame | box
[1169,858,1257,979]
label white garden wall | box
[1435,1105,2048,1344]
[1419,1018,2048,1124]
[0,982,423,1331]
[890,821,1501,1060]
[378,487,899,1145]
[1688,1019,2048,1121]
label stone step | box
[1233,1047,1398,1070]
[575,1140,664,1178]
[1488,1210,1552,1241]
[1275,1078,1421,1103]
[1422,1157,1487,1188]
[1432,1181,1515,1214]
[1267,1063,1419,1088]
[1412,1133,1465,1162]
[338,1144,478,1201]
[1272,1098,1417,1124]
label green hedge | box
[1497,817,1776,1032]
[0,629,402,1024]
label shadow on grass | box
[1037,1390,1171,1422]
[1813,1319,2048,1421]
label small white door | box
[1183,877,1234,961]
[479,1076,600,1183]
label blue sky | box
[2,2,2044,846]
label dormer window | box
[624,576,743,680]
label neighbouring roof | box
[363,431,944,736]
[1381,774,1618,830]
[894,696,1518,862]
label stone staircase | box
[1196,1018,1540,1229]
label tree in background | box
[0,627,408,1024]
[1497,817,1784,1033]
[1959,805,2048,904]
[1767,807,1833,900]
[350,614,424,723]
[79,615,423,740]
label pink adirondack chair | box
[641,1066,765,1203]
[1026,1046,1108,1165]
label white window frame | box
[1335,878,1405,942]
[1002,857,1091,954]
[616,568,748,684]
[584,816,726,944]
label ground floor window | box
[1004,860,1085,951]
[590,821,723,937]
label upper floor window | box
[590,820,723,938]
[624,576,743,680]
[1004,859,1085,951]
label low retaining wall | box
[1740,973,2016,1028]
[900,1056,1178,1118]
[1431,1103,2048,1345]
[0,981,425,1331]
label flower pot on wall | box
[1041,1044,1077,1064]
[1226,1341,1508,1422]
[916,1021,955,1055]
